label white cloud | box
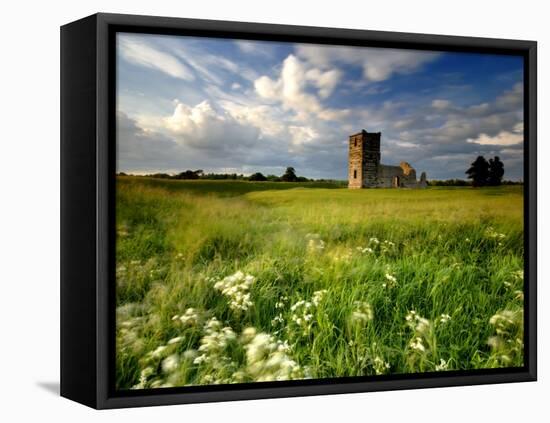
[513,122,524,133]
[118,36,194,81]
[288,125,318,147]
[221,101,285,137]
[395,141,420,149]
[467,131,523,146]
[305,68,341,98]
[318,108,351,121]
[116,111,180,172]
[295,45,439,82]
[234,40,275,58]
[495,82,523,109]
[254,75,280,100]
[163,100,260,150]
[432,99,451,109]
[254,54,346,121]
[172,45,258,84]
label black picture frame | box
[60,12,537,409]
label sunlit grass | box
[115,177,524,389]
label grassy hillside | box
[115,177,524,389]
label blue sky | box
[116,33,524,180]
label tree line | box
[117,157,520,187]
[118,167,343,184]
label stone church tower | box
[348,129,426,188]
[348,130,381,189]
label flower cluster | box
[288,290,327,335]
[485,227,506,246]
[214,271,256,312]
[312,289,328,306]
[173,307,202,326]
[488,309,523,365]
[242,328,303,381]
[380,240,396,254]
[485,226,506,240]
[356,237,397,256]
[435,358,449,371]
[504,270,524,302]
[290,300,314,333]
[330,248,353,262]
[350,301,374,326]
[306,233,325,252]
[405,310,433,356]
[356,246,374,254]
[372,356,391,375]
[383,272,398,288]
[193,317,237,365]
[437,313,451,324]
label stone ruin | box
[348,129,427,189]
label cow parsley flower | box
[350,301,374,325]
[373,356,391,375]
[409,337,425,352]
[161,354,180,373]
[243,331,302,381]
[214,271,256,312]
[435,358,449,371]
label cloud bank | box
[116,34,524,181]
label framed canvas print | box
[60,13,537,409]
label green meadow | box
[115,176,524,389]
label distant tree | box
[148,172,171,179]
[466,156,489,187]
[266,174,281,182]
[502,180,523,186]
[118,172,127,176]
[281,167,298,182]
[488,156,505,186]
[428,179,470,187]
[176,169,203,179]
[249,172,267,181]
[296,176,310,182]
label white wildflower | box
[179,308,200,326]
[193,354,207,365]
[214,271,256,312]
[312,289,327,306]
[149,345,167,358]
[435,358,449,371]
[409,337,425,352]
[307,238,325,251]
[373,356,391,375]
[350,301,374,325]
[485,226,506,240]
[271,314,284,327]
[161,354,179,373]
[167,336,184,345]
[384,272,398,288]
[438,314,451,324]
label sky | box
[116,33,524,180]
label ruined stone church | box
[348,129,427,189]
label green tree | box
[466,156,489,187]
[175,169,203,180]
[281,167,298,182]
[249,172,267,181]
[488,156,505,186]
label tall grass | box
[115,177,524,389]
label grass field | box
[115,176,524,389]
